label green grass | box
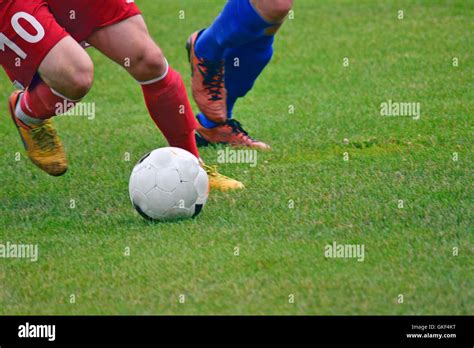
[0,0,473,315]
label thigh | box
[38,35,93,98]
[86,15,165,80]
[0,0,69,88]
[86,14,150,66]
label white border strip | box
[138,58,169,85]
[50,88,83,102]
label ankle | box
[197,113,223,129]
[15,93,45,127]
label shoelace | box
[202,163,233,180]
[226,119,256,142]
[30,122,58,154]
[202,163,219,177]
[198,59,225,101]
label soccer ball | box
[129,147,209,221]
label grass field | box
[0,0,473,315]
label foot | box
[200,162,245,192]
[196,119,271,150]
[187,30,227,122]
[9,91,68,176]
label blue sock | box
[195,0,273,62]
[224,35,274,118]
[197,112,220,128]
[197,35,275,128]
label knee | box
[66,58,94,100]
[131,44,167,82]
[269,0,293,21]
[257,0,293,22]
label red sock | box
[141,66,199,159]
[20,77,78,119]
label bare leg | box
[251,0,294,23]
[86,15,199,158]
[83,10,244,191]
[87,15,166,82]
[38,36,94,100]
[10,36,93,176]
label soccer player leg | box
[15,37,93,176]
[189,0,291,149]
[86,15,198,159]
[225,0,293,118]
[224,36,274,119]
[200,35,275,150]
[188,0,275,125]
[207,0,292,150]
[194,0,281,61]
[0,1,93,176]
[86,15,243,191]
[23,37,94,124]
[250,0,294,24]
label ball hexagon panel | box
[155,167,181,193]
[147,148,175,169]
[173,181,198,208]
[176,159,199,182]
[132,164,157,194]
[145,188,177,216]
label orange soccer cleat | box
[196,119,271,150]
[186,30,227,123]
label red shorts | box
[0,0,140,88]
[47,0,141,43]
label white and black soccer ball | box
[129,147,209,221]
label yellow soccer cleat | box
[9,91,68,177]
[201,163,245,192]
